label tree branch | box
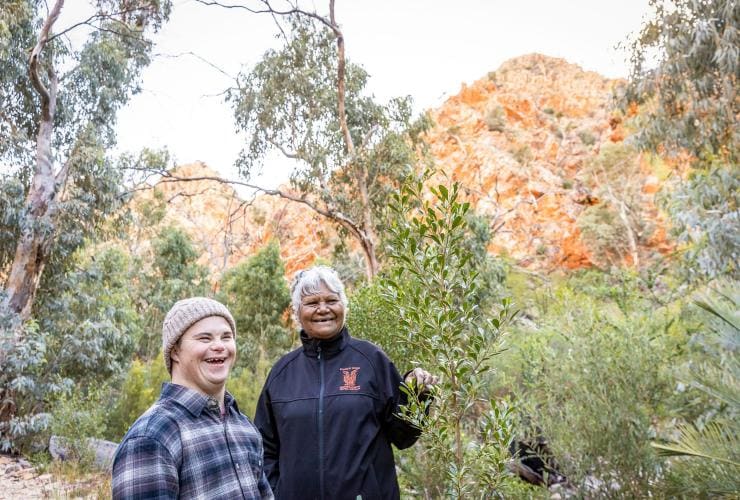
[154,51,236,82]
[29,0,64,121]
[128,165,372,254]
[267,138,302,160]
[329,0,353,156]
[46,8,142,43]
[195,0,340,33]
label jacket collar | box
[159,382,238,417]
[301,326,349,358]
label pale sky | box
[58,0,652,189]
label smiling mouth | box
[205,357,227,365]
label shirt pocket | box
[244,449,264,478]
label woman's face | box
[299,282,345,340]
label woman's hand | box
[404,368,440,393]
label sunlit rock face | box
[425,53,676,270]
[135,54,679,278]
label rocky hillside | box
[132,162,336,279]
[133,54,678,277]
[427,54,674,270]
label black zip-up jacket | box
[254,327,421,500]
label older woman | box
[254,266,437,500]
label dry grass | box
[46,460,111,499]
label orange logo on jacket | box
[339,367,361,391]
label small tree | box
[221,1,430,279]
[136,226,209,359]
[576,143,655,269]
[622,0,739,279]
[0,247,142,451]
[218,240,293,372]
[381,175,516,497]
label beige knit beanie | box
[162,297,236,374]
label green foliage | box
[136,226,209,358]
[1,246,142,451]
[577,203,630,265]
[382,175,516,497]
[37,247,141,384]
[228,13,430,271]
[348,281,407,363]
[623,0,738,280]
[228,355,272,420]
[659,159,739,280]
[463,212,509,311]
[623,0,738,162]
[106,354,168,441]
[0,316,62,453]
[0,0,172,276]
[218,240,293,372]
[655,281,740,496]
[50,386,110,468]
[502,270,685,496]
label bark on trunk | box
[2,0,65,321]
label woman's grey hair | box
[290,265,348,326]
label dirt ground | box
[0,454,108,499]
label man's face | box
[171,316,236,397]
[299,282,345,340]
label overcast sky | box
[58,0,652,188]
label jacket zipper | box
[318,345,325,500]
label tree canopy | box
[622,0,739,279]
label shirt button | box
[236,463,240,469]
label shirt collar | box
[300,326,349,358]
[160,382,238,417]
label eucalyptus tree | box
[622,0,738,279]
[0,0,171,322]
[0,0,170,451]
[209,0,430,279]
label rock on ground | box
[0,454,106,499]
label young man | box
[112,297,273,499]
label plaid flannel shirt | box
[112,383,273,499]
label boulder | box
[49,435,119,470]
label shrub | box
[50,387,110,469]
[1,246,141,452]
[228,356,271,420]
[485,106,507,133]
[106,355,168,441]
[576,144,655,269]
[0,315,60,453]
[218,240,293,374]
[502,271,685,496]
[655,281,740,496]
[382,176,517,497]
[511,144,533,165]
[136,226,209,359]
[347,281,408,363]
[577,129,597,146]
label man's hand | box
[404,368,440,393]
